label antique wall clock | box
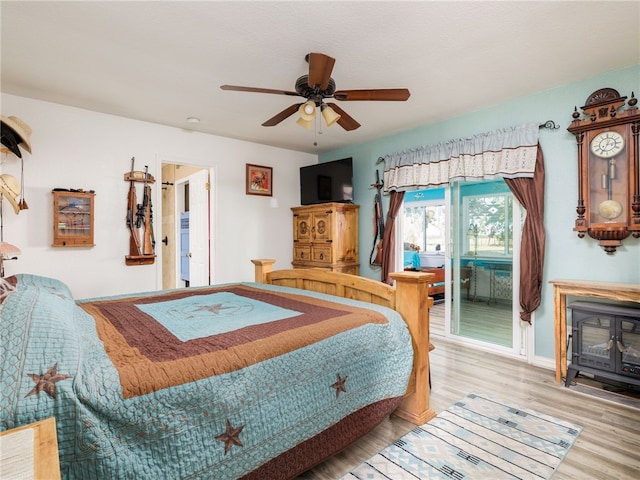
[567,87,640,254]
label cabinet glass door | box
[57,196,90,236]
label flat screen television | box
[299,158,353,205]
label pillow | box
[10,273,74,300]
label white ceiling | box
[2,1,639,154]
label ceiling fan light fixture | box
[220,52,407,132]
[321,104,341,127]
[298,100,316,121]
[296,117,314,129]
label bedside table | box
[0,417,60,480]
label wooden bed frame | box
[252,259,436,425]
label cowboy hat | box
[0,125,22,158]
[0,116,32,154]
[0,174,22,215]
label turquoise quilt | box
[0,274,413,479]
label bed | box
[0,260,435,479]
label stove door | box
[618,318,640,378]
[576,314,615,373]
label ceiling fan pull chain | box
[317,108,324,136]
[313,117,318,147]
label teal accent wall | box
[320,65,640,360]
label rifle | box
[369,169,385,266]
[142,182,155,255]
[126,157,142,256]
[125,161,156,266]
[135,166,149,229]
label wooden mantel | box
[549,279,640,383]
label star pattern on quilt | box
[215,419,244,455]
[24,363,71,399]
[194,303,233,315]
[331,373,348,398]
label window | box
[463,192,513,257]
[403,202,446,253]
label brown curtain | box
[504,145,545,324]
[381,190,405,285]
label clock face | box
[590,131,625,158]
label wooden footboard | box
[252,259,436,425]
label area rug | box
[341,393,582,479]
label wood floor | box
[458,298,512,347]
[297,333,640,479]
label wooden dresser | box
[291,203,359,274]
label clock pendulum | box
[597,159,623,221]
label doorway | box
[161,163,214,290]
[401,180,526,356]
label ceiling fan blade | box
[221,85,299,97]
[262,103,302,127]
[326,103,361,131]
[334,88,411,101]
[307,52,335,91]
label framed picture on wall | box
[246,164,273,196]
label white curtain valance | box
[382,123,540,192]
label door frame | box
[159,161,215,290]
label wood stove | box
[566,301,640,387]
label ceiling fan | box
[220,52,410,131]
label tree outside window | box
[403,204,446,253]
[464,193,513,257]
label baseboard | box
[532,355,555,371]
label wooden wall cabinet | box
[292,202,359,274]
[52,190,95,247]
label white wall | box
[1,94,316,298]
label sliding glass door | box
[402,180,526,356]
[450,181,518,349]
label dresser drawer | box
[311,246,332,263]
[293,246,311,262]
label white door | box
[184,169,210,287]
[180,212,190,281]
